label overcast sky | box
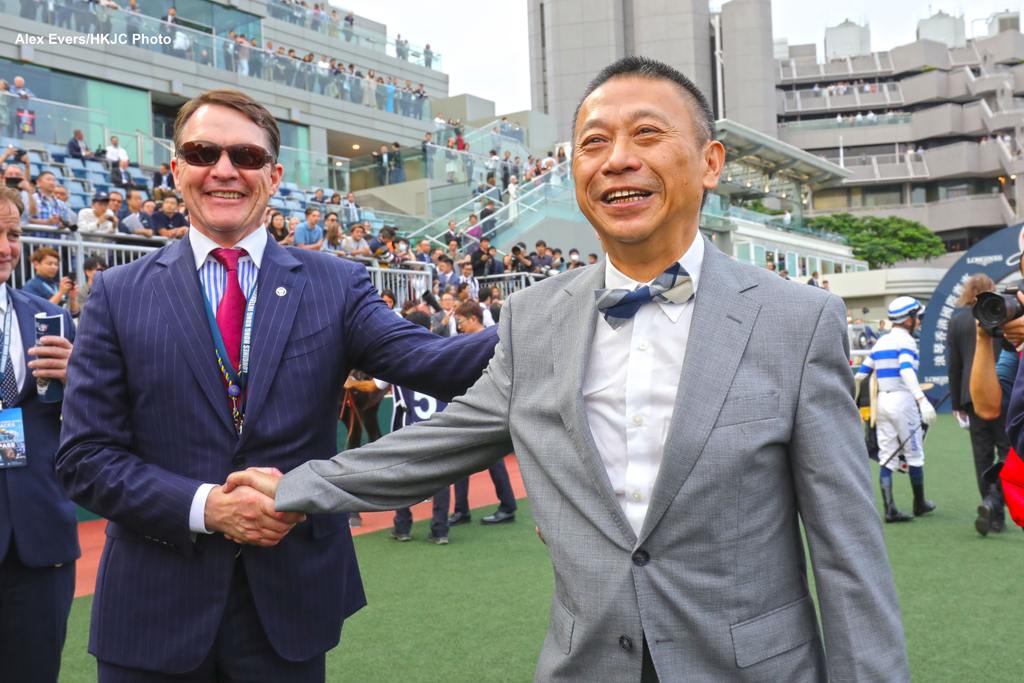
[332,0,1022,114]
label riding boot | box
[882,481,913,523]
[983,482,1005,533]
[912,483,936,516]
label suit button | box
[619,635,634,652]
[632,549,650,566]
[231,455,245,468]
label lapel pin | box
[275,287,287,297]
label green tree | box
[806,213,945,269]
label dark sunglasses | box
[177,141,275,170]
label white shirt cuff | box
[189,483,217,534]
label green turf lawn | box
[61,415,1019,681]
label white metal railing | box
[478,272,536,300]
[363,266,433,309]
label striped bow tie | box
[595,262,694,330]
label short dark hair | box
[305,207,319,217]
[84,257,107,272]
[36,170,56,182]
[572,56,715,147]
[404,310,431,330]
[455,300,483,323]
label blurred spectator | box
[506,242,532,273]
[372,144,394,186]
[423,44,433,69]
[311,188,326,205]
[66,129,94,160]
[457,262,479,300]
[110,158,137,191]
[77,192,117,234]
[151,195,188,238]
[392,237,412,265]
[0,146,34,224]
[328,192,342,206]
[151,163,175,200]
[587,253,599,265]
[430,291,458,337]
[463,213,482,246]
[341,223,371,257]
[414,239,432,264]
[104,135,129,164]
[22,247,78,315]
[31,171,67,228]
[293,207,323,250]
[391,142,405,183]
[51,186,78,226]
[11,75,33,99]
[471,236,495,277]
[479,200,497,236]
[550,248,564,272]
[77,256,107,308]
[267,210,293,244]
[343,11,354,42]
[435,256,458,291]
[340,191,360,227]
[367,226,396,266]
[119,189,154,238]
[442,219,460,247]
[566,248,584,270]
[488,245,505,275]
[321,213,345,255]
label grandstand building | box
[529,0,1024,259]
[0,0,865,292]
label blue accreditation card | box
[0,408,26,468]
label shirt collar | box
[603,234,703,323]
[189,226,267,271]
[0,285,10,313]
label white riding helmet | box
[888,296,922,323]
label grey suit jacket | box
[279,238,909,682]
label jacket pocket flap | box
[730,594,817,668]
[716,390,779,427]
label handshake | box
[204,467,298,547]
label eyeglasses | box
[176,141,275,170]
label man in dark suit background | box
[947,274,1010,535]
[56,89,497,682]
[0,187,78,682]
[152,163,175,200]
[66,129,94,160]
[109,159,136,191]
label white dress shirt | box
[582,237,703,536]
[188,227,268,534]
[105,145,129,163]
[0,289,26,396]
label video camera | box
[973,280,1024,337]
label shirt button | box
[631,491,642,502]
[632,549,650,566]
[619,635,634,652]
[632,415,644,426]
[637,340,649,351]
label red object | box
[211,248,246,369]
[1001,448,1024,527]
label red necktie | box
[210,248,247,370]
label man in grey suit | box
[227,57,909,682]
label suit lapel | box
[152,238,236,435]
[637,241,760,544]
[235,240,305,450]
[554,264,638,545]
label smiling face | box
[170,104,283,246]
[572,75,724,267]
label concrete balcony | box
[777,51,895,85]
[779,83,903,114]
[807,194,1011,234]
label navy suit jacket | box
[67,137,86,160]
[57,236,498,673]
[0,287,79,568]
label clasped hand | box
[206,467,301,547]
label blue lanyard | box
[201,281,258,433]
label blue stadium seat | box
[284,199,302,212]
[29,163,42,178]
[43,165,64,178]
[28,151,44,165]
[85,160,106,173]
[269,197,285,209]
[281,182,299,193]
[68,194,85,211]
[67,180,86,194]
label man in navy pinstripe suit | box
[56,90,497,682]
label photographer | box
[506,241,532,273]
[950,275,1010,535]
[975,267,1024,532]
